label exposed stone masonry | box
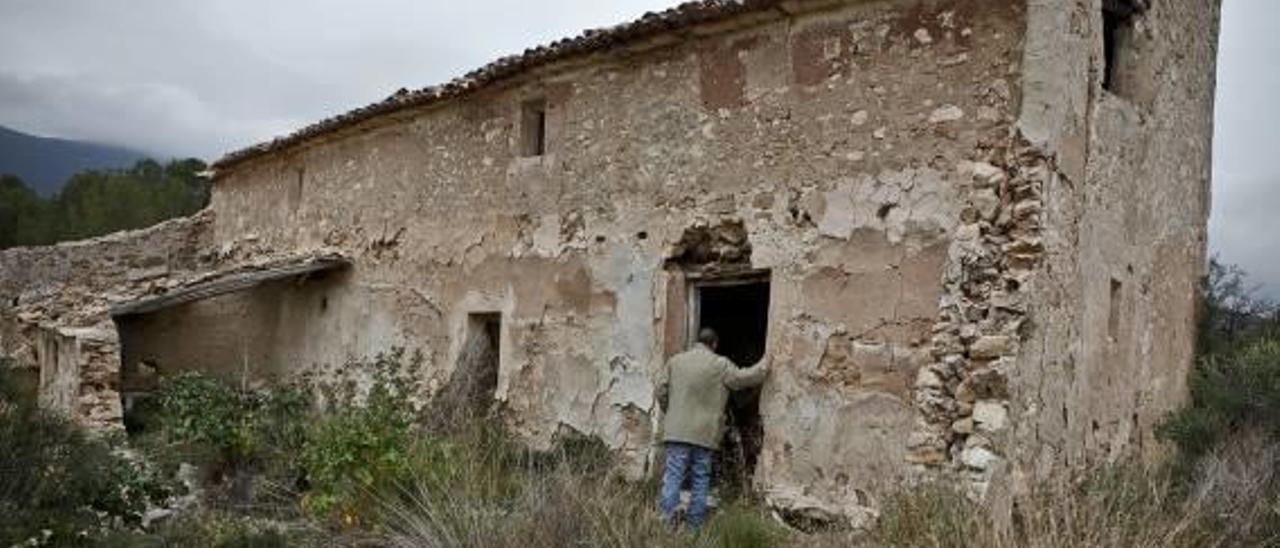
[0,213,349,427]
[910,137,1048,495]
[0,214,215,426]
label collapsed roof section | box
[109,253,351,317]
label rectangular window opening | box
[521,99,547,157]
[689,272,770,493]
[1108,278,1123,343]
[1102,0,1142,95]
[288,166,305,212]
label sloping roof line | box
[109,253,351,317]
[211,0,801,174]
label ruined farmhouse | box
[0,0,1219,521]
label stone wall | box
[0,213,215,426]
[207,0,1026,519]
[997,0,1220,510]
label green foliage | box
[700,503,789,548]
[0,368,174,546]
[1159,338,1280,459]
[148,350,430,526]
[1159,259,1280,462]
[0,174,49,247]
[109,347,792,544]
[96,512,313,548]
[154,372,309,475]
[1197,258,1278,355]
[299,348,426,524]
[0,158,209,249]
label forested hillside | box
[0,125,145,196]
[0,159,210,249]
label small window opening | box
[1108,278,1122,343]
[288,166,305,211]
[1102,0,1142,94]
[521,98,548,157]
[691,274,770,496]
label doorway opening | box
[432,312,501,430]
[689,272,770,494]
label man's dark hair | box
[697,328,719,349]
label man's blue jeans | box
[659,441,713,528]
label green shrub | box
[150,371,310,511]
[298,402,416,523]
[0,369,174,546]
[298,348,427,525]
[1159,337,1280,461]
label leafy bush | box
[152,372,309,492]
[1159,337,1280,460]
[0,368,174,546]
[298,348,427,524]
[136,348,788,543]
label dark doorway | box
[432,313,501,430]
[693,275,770,494]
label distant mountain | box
[0,125,146,196]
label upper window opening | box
[1102,0,1146,95]
[289,166,304,211]
[1108,277,1123,343]
[521,98,547,157]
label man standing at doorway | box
[656,327,769,529]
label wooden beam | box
[110,255,350,317]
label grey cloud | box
[1210,0,1280,300]
[0,0,682,159]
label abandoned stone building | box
[0,0,1220,524]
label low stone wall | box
[0,212,216,426]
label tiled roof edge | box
[210,0,796,174]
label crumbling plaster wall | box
[210,0,1025,516]
[0,214,216,426]
[998,0,1220,503]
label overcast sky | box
[0,0,1276,297]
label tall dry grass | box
[856,432,1280,548]
[375,422,789,548]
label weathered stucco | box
[201,0,1026,519]
[1001,0,1221,503]
[0,0,1220,524]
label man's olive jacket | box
[657,343,768,450]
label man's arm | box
[723,355,769,390]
